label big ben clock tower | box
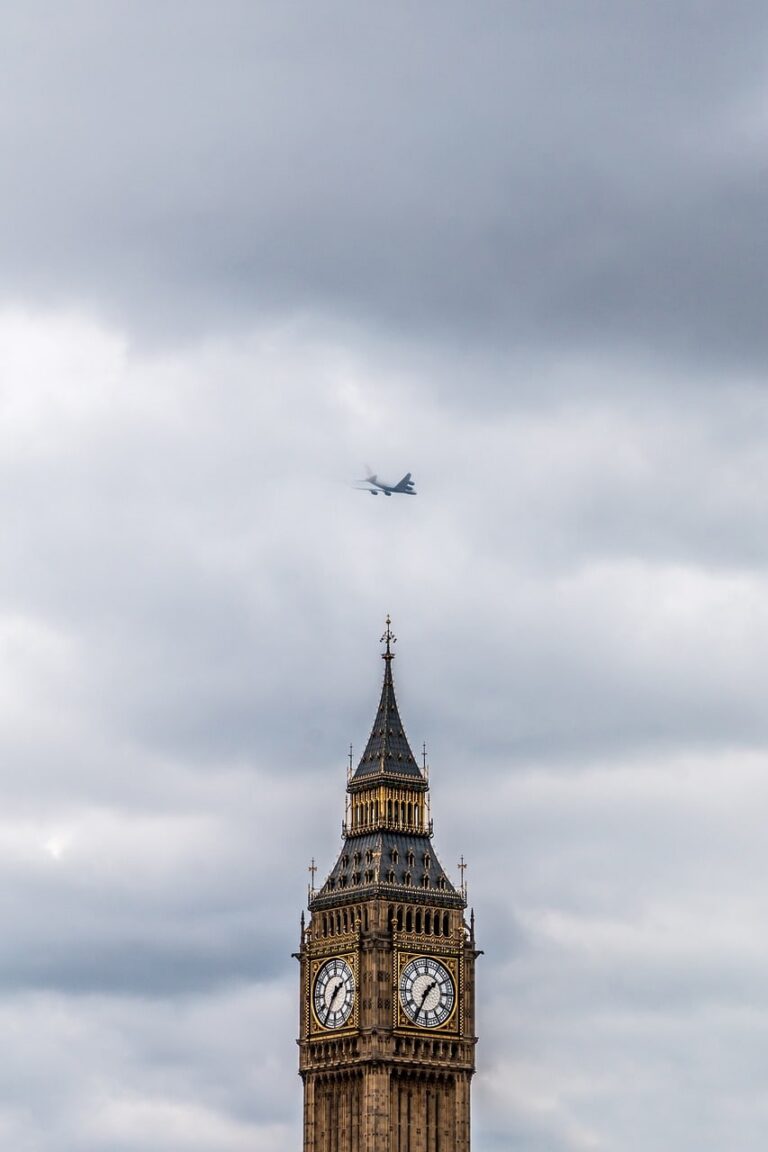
[295,619,480,1152]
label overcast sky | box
[1,4,767,1150]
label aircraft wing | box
[393,472,416,493]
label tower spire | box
[351,616,422,781]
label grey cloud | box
[5,356,767,802]
[0,5,767,1149]
[0,985,298,1151]
[1,3,767,382]
[0,846,292,995]
[0,934,274,997]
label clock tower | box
[295,619,480,1152]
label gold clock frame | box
[395,949,461,1035]
[308,949,359,1036]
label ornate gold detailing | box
[308,927,359,955]
[346,783,427,834]
[307,950,359,1038]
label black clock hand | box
[416,980,437,1018]
[324,979,344,1023]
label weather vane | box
[380,614,397,660]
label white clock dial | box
[399,956,455,1028]
[313,958,356,1029]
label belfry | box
[295,618,480,1152]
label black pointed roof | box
[351,619,424,783]
[310,829,465,911]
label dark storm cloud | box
[0,930,279,997]
[1,2,767,380]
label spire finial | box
[380,614,397,661]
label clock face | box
[399,956,455,1028]
[313,958,356,1029]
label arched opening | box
[406,908,413,931]
[407,801,413,825]
[397,907,403,931]
[364,906,369,931]
[433,912,440,936]
[414,804,419,827]
[425,910,432,934]
[401,801,406,824]
[387,799,393,821]
[443,912,449,936]
[388,905,394,930]
[415,909,422,933]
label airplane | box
[357,469,417,496]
